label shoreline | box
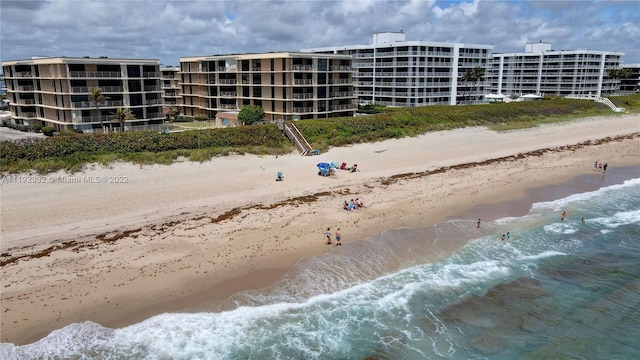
[1,115,639,345]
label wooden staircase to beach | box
[277,120,317,155]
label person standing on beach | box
[598,162,603,171]
[325,227,332,245]
[477,218,481,228]
[335,228,342,246]
[603,163,608,173]
[594,161,598,171]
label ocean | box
[2,167,639,359]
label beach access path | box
[1,114,639,345]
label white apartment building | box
[302,32,494,106]
[488,42,624,97]
[2,56,164,132]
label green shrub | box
[41,126,55,136]
[31,124,43,133]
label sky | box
[1,0,639,67]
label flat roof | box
[492,49,624,57]
[180,51,352,62]
[2,56,160,66]
[302,40,493,52]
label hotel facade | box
[1,56,164,132]
[488,42,624,97]
[178,52,356,121]
[302,32,494,106]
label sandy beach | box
[1,114,639,345]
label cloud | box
[1,0,638,66]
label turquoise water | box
[2,170,639,359]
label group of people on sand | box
[594,161,608,173]
[325,227,342,246]
[343,198,364,211]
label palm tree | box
[166,106,182,122]
[111,107,135,132]
[88,87,109,129]
[460,66,485,104]
[606,68,633,95]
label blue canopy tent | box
[317,162,331,176]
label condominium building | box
[302,32,494,106]
[1,56,164,132]
[619,64,640,94]
[179,52,356,121]
[161,66,181,108]
[488,42,624,97]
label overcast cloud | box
[1,0,638,67]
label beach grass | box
[1,96,638,174]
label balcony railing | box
[220,104,237,110]
[292,107,313,113]
[76,115,112,123]
[143,86,160,92]
[330,65,353,71]
[70,71,122,78]
[18,85,35,91]
[292,93,314,99]
[330,92,351,98]
[218,79,237,84]
[330,104,356,111]
[293,79,313,85]
[330,79,352,84]
[143,72,162,78]
[145,99,163,105]
[17,72,34,78]
[72,100,124,109]
[71,86,124,93]
[292,65,314,71]
[21,112,38,118]
[16,99,37,105]
[220,91,237,97]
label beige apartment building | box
[1,56,164,132]
[161,66,181,109]
[179,52,356,121]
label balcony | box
[143,72,162,78]
[330,104,356,111]
[16,99,37,105]
[292,93,314,99]
[330,79,352,84]
[17,72,34,78]
[292,107,313,113]
[145,99,163,105]
[330,65,353,71]
[71,86,125,93]
[143,86,161,92]
[18,85,35,91]
[21,112,38,118]
[72,100,124,109]
[220,91,237,97]
[292,65,314,71]
[330,91,351,98]
[70,71,122,78]
[293,79,313,85]
[220,104,238,110]
[218,79,237,84]
[76,115,112,124]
